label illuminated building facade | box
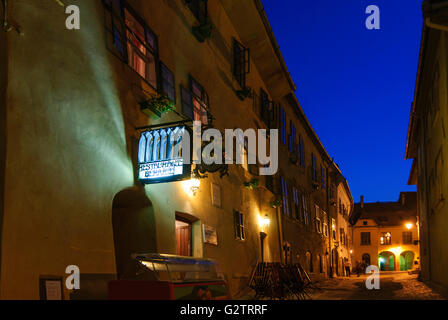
[0,0,352,299]
[405,0,448,294]
[350,192,419,272]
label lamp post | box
[258,215,270,262]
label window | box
[321,166,326,190]
[331,218,336,241]
[241,137,249,171]
[315,205,322,233]
[180,77,210,125]
[280,106,287,145]
[103,1,159,89]
[281,178,290,216]
[124,7,158,88]
[322,211,328,237]
[234,211,245,240]
[186,0,208,24]
[340,228,345,245]
[298,136,305,167]
[311,154,318,182]
[380,232,391,245]
[330,185,335,201]
[260,90,271,126]
[233,39,250,88]
[361,232,371,245]
[302,194,310,225]
[160,63,175,102]
[292,187,300,220]
[402,231,413,244]
[104,0,126,58]
[289,121,296,153]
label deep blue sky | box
[262,0,421,203]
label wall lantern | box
[258,214,271,233]
[182,176,201,196]
[258,214,270,262]
[405,223,413,230]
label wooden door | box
[176,220,192,256]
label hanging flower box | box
[236,87,252,101]
[192,22,213,43]
[140,94,175,119]
[270,199,282,209]
[243,178,260,190]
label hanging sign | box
[137,126,192,184]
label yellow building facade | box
[406,0,448,294]
[0,0,352,299]
[351,193,419,272]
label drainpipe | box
[276,205,284,264]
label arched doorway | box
[400,251,415,271]
[362,253,371,266]
[378,251,395,271]
[112,187,157,279]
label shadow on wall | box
[112,187,157,280]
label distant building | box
[350,193,419,272]
[405,0,448,293]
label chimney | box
[360,195,364,209]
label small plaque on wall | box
[211,183,221,208]
[39,276,63,300]
[202,224,218,245]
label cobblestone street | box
[309,272,447,300]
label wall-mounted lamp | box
[405,223,413,230]
[182,177,201,196]
[258,214,271,233]
[258,214,270,262]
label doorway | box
[378,251,395,271]
[400,251,414,271]
[176,218,192,256]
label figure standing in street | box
[345,258,351,277]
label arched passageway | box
[379,251,395,271]
[112,188,156,279]
[400,251,415,271]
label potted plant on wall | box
[269,199,282,209]
[243,178,260,190]
[235,87,252,101]
[192,20,213,42]
[140,93,175,119]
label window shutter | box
[180,86,194,120]
[234,211,240,239]
[161,63,175,102]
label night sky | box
[262,0,421,203]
